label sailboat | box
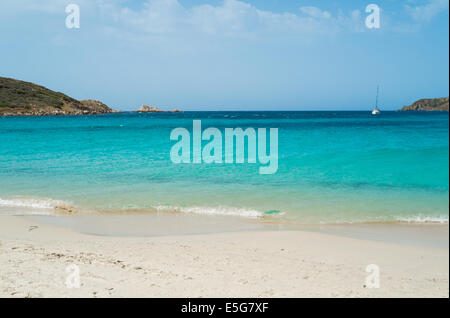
[372,85,381,115]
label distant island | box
[399,97,449,112]
[133,104,182,113]
[0,76,181,116]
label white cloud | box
[0,0,371,38]
[405,0,449,23]
[299,6,332,19]
[92,0,365,37]
[4,0,447,37]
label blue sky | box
[0,0,448,111]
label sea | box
[0,111,448,224]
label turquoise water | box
[0,111,448,223]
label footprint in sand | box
[28,226,39,232]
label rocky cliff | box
[399,97,449,112]
[0,77,116,116]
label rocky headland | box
[0,76,117,116]
[399,97,449,112]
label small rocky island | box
[134,104,182,113]
[0,76,117,116]
[399,97,449,112]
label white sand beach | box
[0,215,448,298]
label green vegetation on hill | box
[399,97,449,112]
[0,76,115,116]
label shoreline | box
[0,215,448,298]
[1,195,448,248]
[1,195,448,230]
[22,213,450,249]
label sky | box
[0,0,448,111]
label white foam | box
[153,205,264,218]
[395,215,449,224]
[0,197,71,215]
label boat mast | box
[375,85,379,110]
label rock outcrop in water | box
[136,104,165,112]
[399,97,449,112]
[134,104,183,113]
[0,76,117,116]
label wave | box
[152,206,447,224]
[394,215,448,224]
[153,205,268,218]
[0,197,75,215]
[1,196,446,224]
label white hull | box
[372,85,381,115]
